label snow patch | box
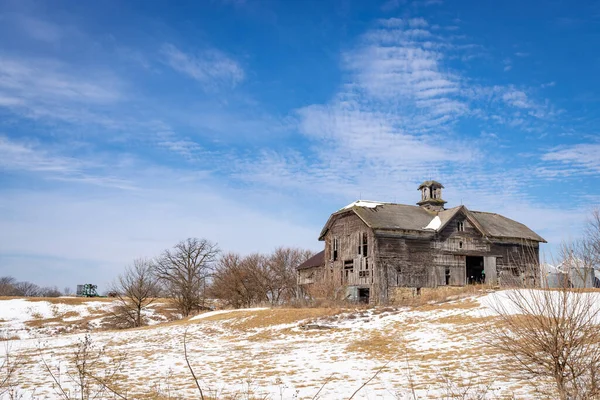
[341,200,384,210]
[424,215,441,230]
[190,307,269,321]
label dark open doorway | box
[466,256,484,284]
[358,288,370,304]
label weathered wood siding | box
[490,241,540,286]
[298,266,323,285]
[374,234,435,301]
[432,214,490,286]
[323,212,375,297]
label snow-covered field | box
[0,297,177,340]
[0,290,593,399]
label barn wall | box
[375,235,435,292]
[489,241,540,286]
[297,266,324,285]
[323,212,375,299]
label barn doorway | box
[466,256,484,284]
[358,288,370,304]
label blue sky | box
[1,0,599,291]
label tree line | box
[111,237,313,327]
[0,276,64,297]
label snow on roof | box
[541,263,562,274]
[340,200,384,211]
[423,215,441,230]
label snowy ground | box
[0,290,592,399]
[0,297,177,340]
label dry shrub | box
[40,334,128,400]
[0,336,22,398]
[300,276,349,308]
[489,287,600,399]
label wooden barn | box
[297,181,546,304]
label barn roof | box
[418,180,444,189]
[319,203,546,243]
[468,211,546,242]
[296,250,325,270]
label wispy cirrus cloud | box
[0,56,124,125]
[161,43,245,89]
[0,136,135,189]
[541,143,600,175]
[0,57,121,104]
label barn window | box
[457,221,464,232]
[332,238,339,261]
[459,241,463,249]
[344,259,354,271]
[362,232,368,256]
[445,266,451,285]
[365,259,369,270]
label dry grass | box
[434,313,497,326]
[417,297,480,312]
[197,308,343,330]
[346,328,406,359]
[24,311,87,328]
[390,285,493,308]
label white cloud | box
[541,143,600,174]
[541,81,556,88]
[161,43,245,89]
[502,89,532,108]
[0,57,121,103]
[0,56,124,126]
[0,136,135,189]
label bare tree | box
[266,247,313,305]
[111,258,160,328]
[584,208,600,269]
[211,252,260,308]
[0,277,17,296]
[12,281,41,297]
[153,238,220,317]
